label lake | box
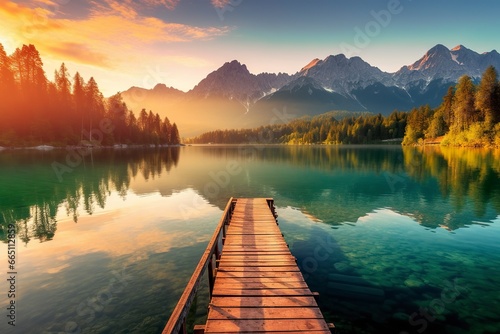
[1,145,500,334]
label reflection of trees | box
[403,146,500,227]
[200,145,404,174]
[0,148,180,244]
[200,146,500,231]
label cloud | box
[141,0,180,10]
[211,0,233,8]
[46,42,112,67]
[0,0,231,74]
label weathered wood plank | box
[213,282,309,290]
[204,319,330,333]
[221,251,292,255]
[207,307,325,320]
[215,277,306,284]
[211,288,315,297]
[215,271,306,279]
[218,261,298,267]
[210,296,319,308]
[220,255,295,261]
[217,266,301,272]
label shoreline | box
[0,144,185,151]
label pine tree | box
[452,75,476,131]
[170,123,180,144]
[84,77,105,143]
[0,43,15,92]
[441,86,454,128]
[73,72,86,138]
[475,66,499,128]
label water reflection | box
[1,145,499,243]
[196,145,500,230]
[404,146,500,216]
[0,148,180,244]
[1,145,500,334]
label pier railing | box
[162,197,236,334]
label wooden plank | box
[221,251,291,255]
[222,246,290,251]
[215,277,306,284]
[215,271,305,279]
[204,319,330,333]
[219,255,294,260]
[218,261,298,267]
[210,296,319,308]
[220,255,295,261]
[207,307,325,320]
[217,266,301,272]
[213,282,309,290]
[211,288,315,297]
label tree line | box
[0,43,180,146]
[403,66,500,147]
[186,110,407,145]
[189,67,500,148]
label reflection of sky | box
[0,188,221,333]
[278,205,500,333]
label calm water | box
[1,145,500,334]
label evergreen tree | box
[84,77,105,143]
[73,72,86,137]
[55,63,71,102]
[0,43,15,92]
[452,75,476,131]
[170,123,180,144]
[475,66,500,128]
[441,86,454,128]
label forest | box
[187,110,408,145]
[403,66,500,147]
[0,43,180,147]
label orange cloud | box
[0,0,230,68]
[46,42,112,68]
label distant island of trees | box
[188,67,500,148]
[0,43,180,147]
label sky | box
[1,0,499,96]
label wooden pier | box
[163,198,333,334]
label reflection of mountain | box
[184,146,500,230]
[2,146,499,245]
[0,148,180,244]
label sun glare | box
[0,35,15,54]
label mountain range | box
[121,44,500,136]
